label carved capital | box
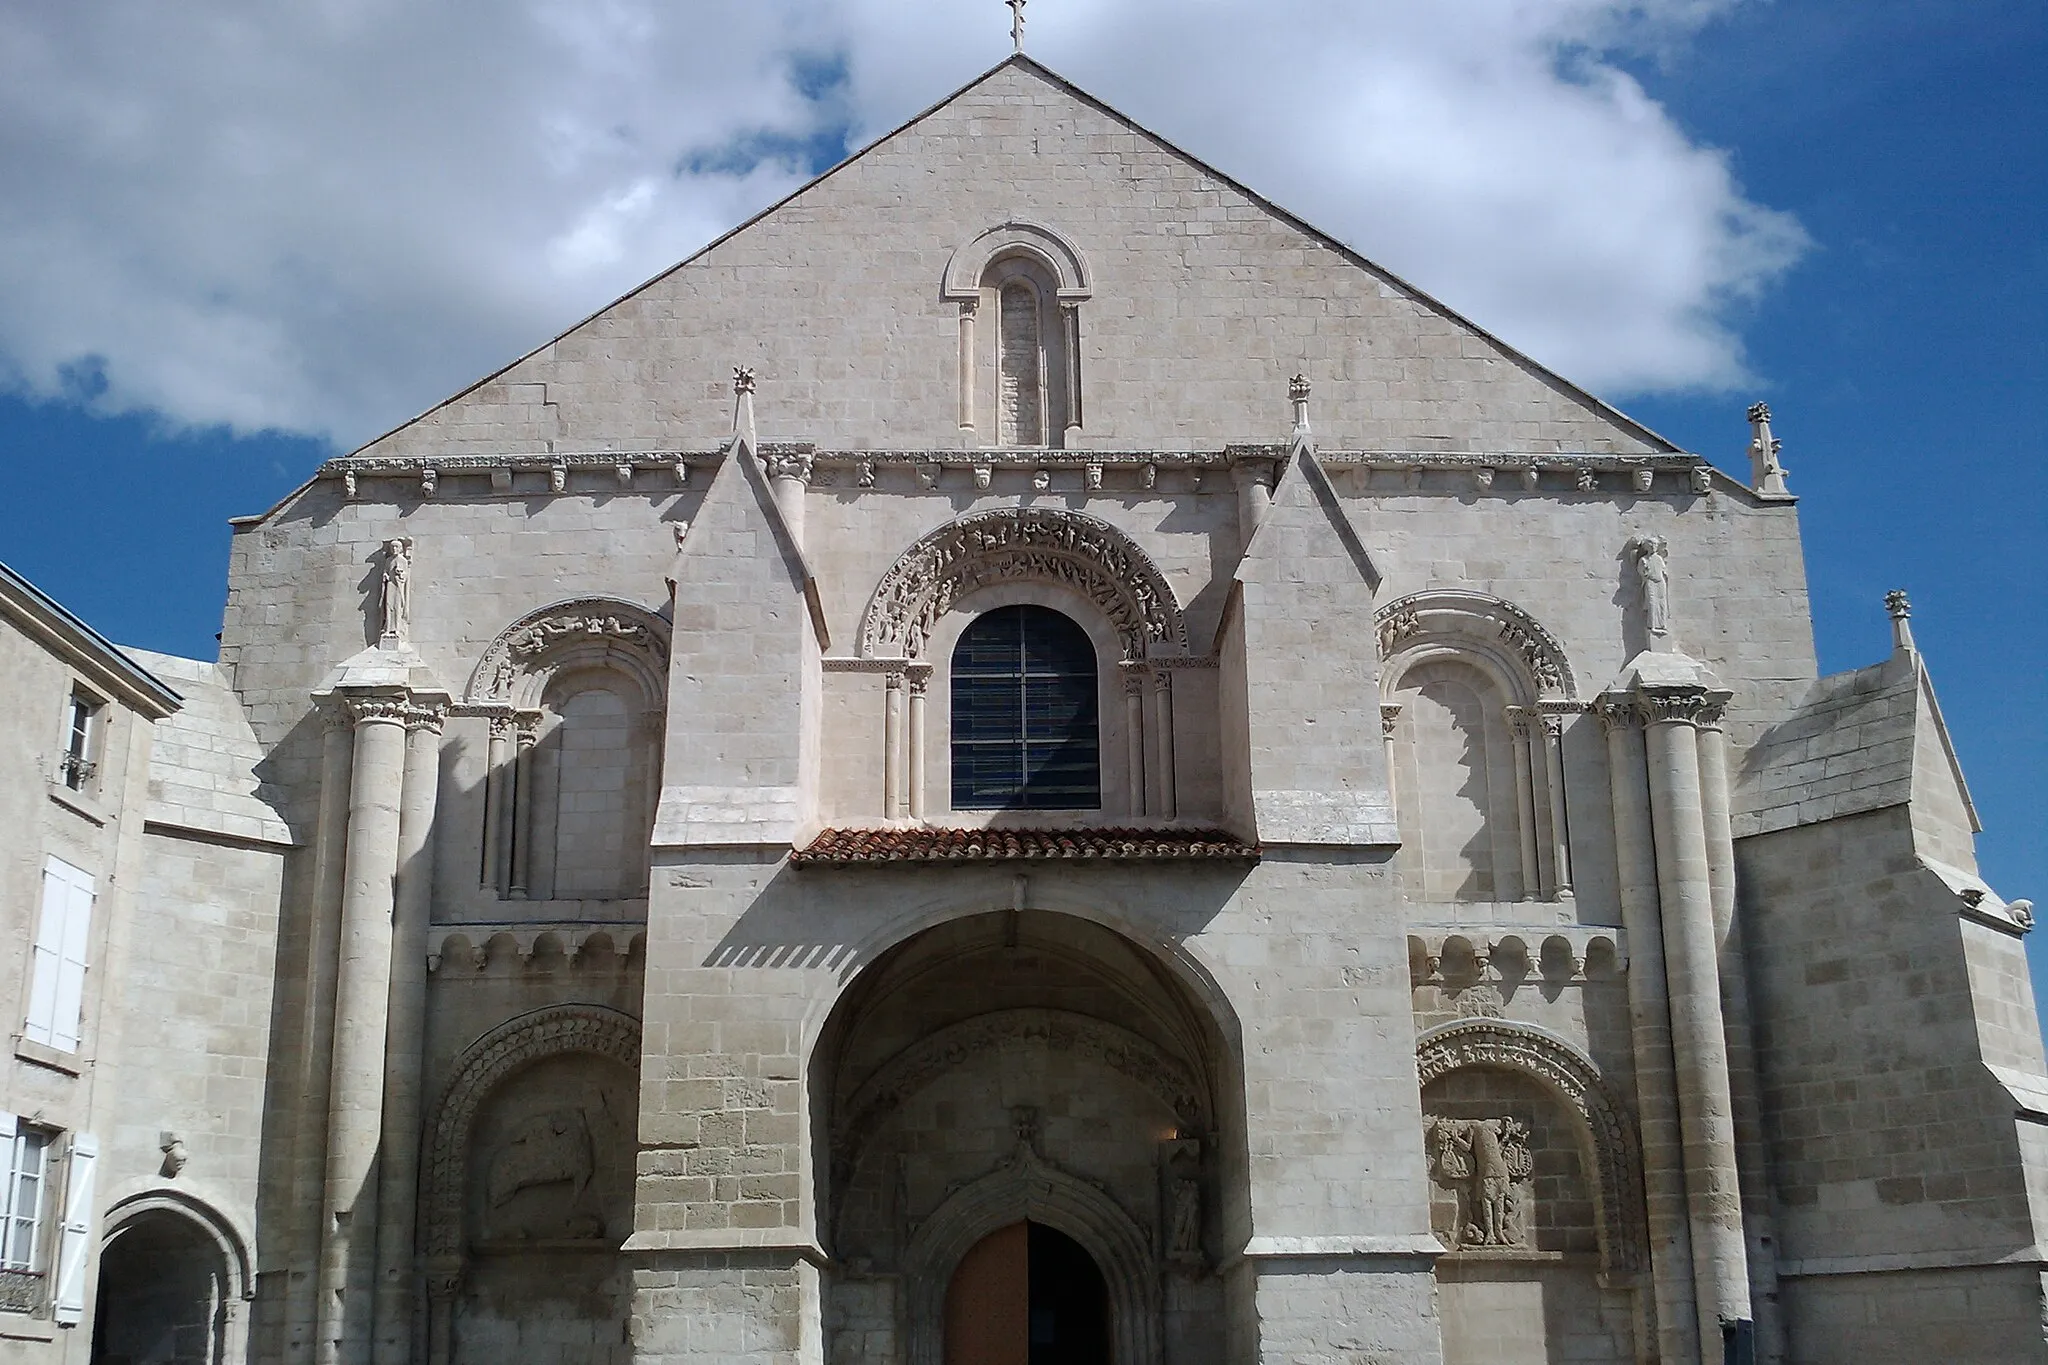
[1504,704,1533,740]
[763,450,814,483]
[1592,694,1640,736]
[1229,456,1276,492]
[345,693,411,727]
[1634,686,1728,728]
[404,701,449,734]
[1380,703,1402,739]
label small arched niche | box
[465,599,670,901]
[943,222,1091,448]
[1377,592,1578,904]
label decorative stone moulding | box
[1414,1017,1647,1281]
[427,925,647,972]
[464,596,671,708]
[857,505,1189,662]
[1406,928,1623,988]
[941,220,1094,303]
[792,827,1255,866]
[1375,589,1579,700]
[319,447,1715,503]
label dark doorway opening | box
[944,1219,1110,1365]
[1027,1222,1109,1365]
[91,1210,230,1365]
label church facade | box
[6,54,2045,1365]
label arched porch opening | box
[91,1193,250,1365]
[811,909,1244,1365]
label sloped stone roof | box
[1733,655,1918,838]
[791,827,1257,866]
[125,649,295,847]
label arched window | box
[951,606,1099,810]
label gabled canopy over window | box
[951,605,1100,810]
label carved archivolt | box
[1376,589,1577,699]
[464,597,671,707]
[858,508,1188,661]
[422,1005,641,1261]
[1415,1018,1645,1280]
[832,1008,1204,1188]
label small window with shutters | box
[951,605,1100,811]
[0,1117,51,1313]
[25,858,94,1054]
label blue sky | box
[1,3,2041,1015]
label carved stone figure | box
[487,1107,601,1237]
[1428,1115,1534,1249]
[379,537,413,643]
[1627,534,1671,638]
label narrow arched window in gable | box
[997,279,1046,447]
[951,605,1100,810]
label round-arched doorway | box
[945,1220,1110,1365]
[91,1206,237,1365]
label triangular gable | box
[346,54,1681,463]
[1239,438,1381,587]
[671,426,830,651]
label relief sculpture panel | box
[1427,1115,1535,1251]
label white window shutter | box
[52,1132,96,1325]
[23,865,69,1046]
[49,868,94,1053]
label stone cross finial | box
[1289,373,1311,434]
[1007,0,1026,52]
[1886,589,1916,654]
[1746,400,1790,496]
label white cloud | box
[0,0,1805,446]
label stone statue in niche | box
[1626,534,1671,639]
[1427,1116,1534,1249]
[379,537,413,644]
[486,1107,603,1239]
[1160,1137,1203,1265]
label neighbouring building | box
[5,53,2044,1365]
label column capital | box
[1380,702,1402,739]
[763,449,814,484]
[1504,703,1534,738]
[1634,685,1730,728]
[1228,455,1277,490]
[343,691,412,727]
[403,700,449,734]
[1592,693,1641,736]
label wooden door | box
[944,1221,1029,1365]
